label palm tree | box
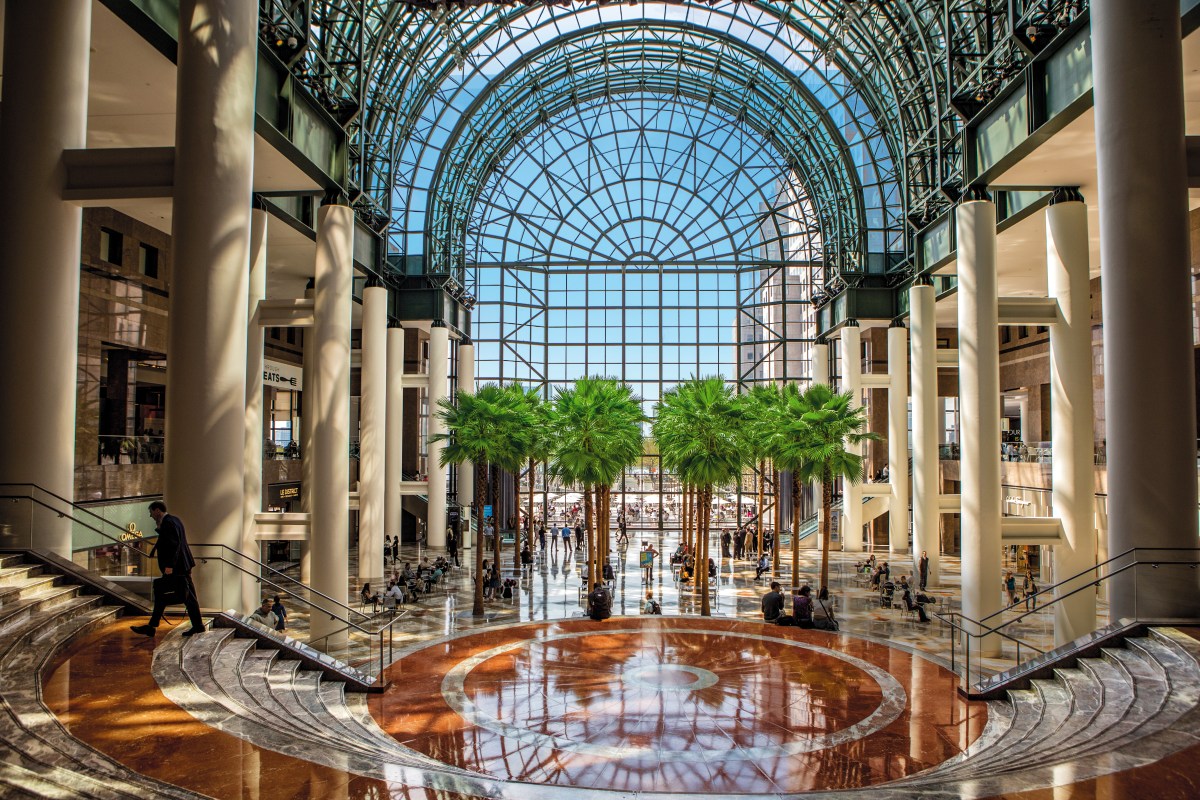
[549,377,644,589]
[737,384,783,560]
[654,377,746,616]
[431,384,533,615]
[515,385,554,563]
[773,383,878,591]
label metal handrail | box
[936,549,1200,690]
[0,486,408,678]
[977,546,1200,627]
[0,482,372,625]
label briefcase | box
[152,574,186,605]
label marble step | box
[0,583,80,638]
[0,554,27,569]
[0,602,202,800]
[158,628,468,776]
[0,562,44,588]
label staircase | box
[893,627,1200,797]
[0,551,204,799]
[153,627,465,781]
[149,617,1200,799]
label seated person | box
[360,582,381,612]
[521,544,534,566]
[602,560,615,581]
[902,585,930,622]
[586,583,612,621]
[385,580,406,606]
[813,587,837,630]
[792,585,815,628]
[670,545,685,565]
[708,557,717,579]
[755,554,770,580]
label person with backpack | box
[643,590,661,615]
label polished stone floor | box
[369,617,986,794]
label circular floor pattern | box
[371,617,988,794]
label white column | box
[385,323,405,549]
[840,324,863,552]
[811,341,829,544]
[164,0,258,611]
[0,0,91,555]
[1093,0,1198,620]
[910,282,941,587]
[358,285,387,583]
[242,208,267,614]
[1047,194,1097,644]
[426,323,450,548]
[458,340,476,551]
[299,281,314,584]
[310,205,354,643]
[957,196,1003,656]
[887,324,910,555]
[1016,393,1031,445]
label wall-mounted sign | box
[483,504,493,519]
[120,522,144,542]
[268,482,302,505]
[263,359,302,389]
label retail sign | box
[263,359,302,389]
[120,522,144,542]
[484,505,493,518]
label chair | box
[383,594,398,616]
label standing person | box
[271,595,287,631]
[1005,571,1018,606]
[561,523,573,556]
[549,521,559,557]
[734,528,745,560]
[248,597,276,628]
[761,581,784,623]
[1023,568,1038,611]
[574,520,584,552]
[918,550,930,591]
[537,522,547,553]
[131,501,205,638]
[721,529,732,558]
[446,526,460,567]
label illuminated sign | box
[120,522,144,542]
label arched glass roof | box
[260,0,1088,279]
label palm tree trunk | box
[473,462,487,615]
[512,468,521,572]
[700,486,711,616]
[772,466,781,575]
[584,486,596,588]
[820,471,833,590]
[756,459,765,556]
[791,472,802,589]
[491,468,501,570]
[528,458,536,552]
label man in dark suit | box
[130,501,205,637]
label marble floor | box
[31,531,1186,800]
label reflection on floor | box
[371,617,986,794]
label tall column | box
[242,209,267,614]
[426,323,450,548]
[385,323,405,551]
[957,195,1003,655]
[299,280,315,584]
[1047,191,1098,644]
[0,0,91,554]
[357,285,387,583]
[310,205,353,643]
[811,341,830,545]
[458,340,476,551]
[910,281,941,587]
[1016,394,1031,445]
[840,324,863,552]
[1093,0,1198,619]
[164,0,258,611]
[887,323,910,555]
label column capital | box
[889,318,907,329]
[960,185,992,203]
[1049,186,1085,205]
[431,319,447,329]
[459,336,473,346]
[912,274,934,288]
[843,318,860,328]
[388,318,404,329]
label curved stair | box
[0,552,205,800]
[151,618,1200,799]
